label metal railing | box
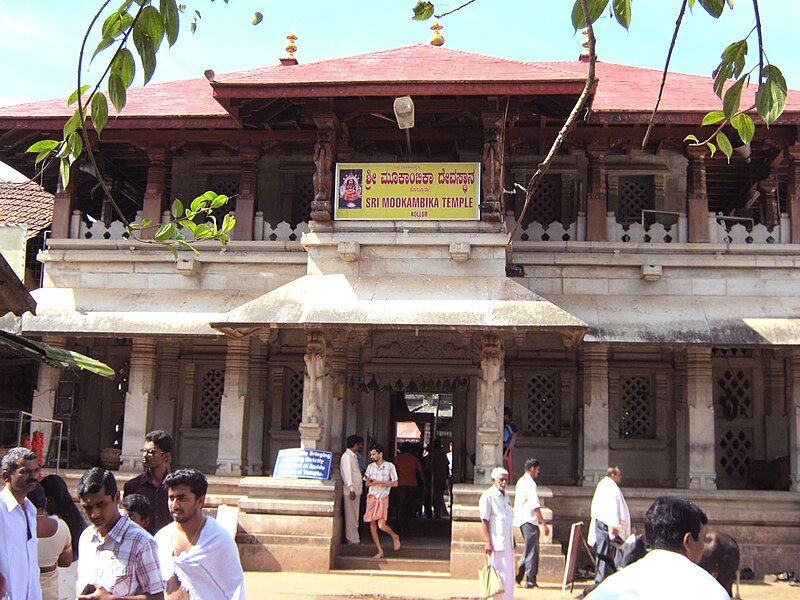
[0,411,64,474]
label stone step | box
[340,542,450,561]
[335,555,451,573]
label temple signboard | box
[334,162,480,220]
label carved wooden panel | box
[525,374,558,436]
[292,175,315,226]
[619,376,655,439]
[618,175,654,224]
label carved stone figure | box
[303,332,327,424]
[311,115,338,222]
[478,336,504,430]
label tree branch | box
[752,0,764,84]
[641,0,688,149]
[508,0,597,244]
[435,0,478,19]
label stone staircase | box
[335,539,451,576]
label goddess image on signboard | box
[338,169,363,209]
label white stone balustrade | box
[708,212,789,244]
[606,211,687,243]
[511,217,582,242]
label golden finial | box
[579,28,590,62]
[430,22,444,47]
[280,31,298,66]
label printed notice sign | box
[273,448,333,480]
[334,162,481,220]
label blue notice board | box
[273,448,333,480]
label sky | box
[0,0,797,179]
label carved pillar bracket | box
[585,148,607,241]
[310,114,339,223]
[52,181,76,239]
[216,337,251,476]
[120,338,158,470]
[480,112,505,222]
[580,344,609,485]
[685,347,716,489]
[299,330,330,449]
[475,334,505,484]
[236,146,260,241]
[686,147,710,243]
[785,144,800,243]
[789,349,800,491]
[141,147,169,239]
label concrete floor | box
[244,572,800,599]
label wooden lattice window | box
[619,376,655,439]
[515,174,562,226]
[206,174,240,199]
[283,368,304,430]
[718,428,752,480]
[196,368,225,428]
[291,176,314,226]
[618,175,654,224]
[525,374,558,436]
[715,369,752,420]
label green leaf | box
[612,0,631,29]
[688,0,696,7]
[571,0,610,29]
[755,64,788,126]
[140,217,152,228]
[221,213,235,233]
[706,141,717,158]
[715,131,733,162]
[26,139,59,154]
[90,93,109,135]
[111,48,136,87]
[62,110,84,139]
[133,6,165,84]
[683,134,699,143]
[210,194,229,209]
[92,37,117,62]
[701,111,726,126]
[177,239,200,255]
[160,0,180,46]
[171,198,184,218]
[712,40,746,98]
[179,220,197,233]
[59,158,71,189]
[67,85,90,107]
[697,0,725,17]
[154,223,173,242]
[251,11,263,25]
[108,73,127,112]
[167,244,178,259]
[194,223,212,239]
[730,113,755,145]
[722,76,746,119]
[66,132,83,162]
[35,149,54,166]
[411,1,435,20]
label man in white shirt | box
[339,435,364,545]
[588,466,630,583]
[587,496,729,600]
[0,447,41,600]
[479,467,515,600]
[513,458,550,589]
[155,469,245,600]
[363,444,401,559]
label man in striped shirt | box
[75,468,164,600]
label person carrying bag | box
[479,553,505,598]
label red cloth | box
[394,452,421,487]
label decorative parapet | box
[708,211,790,245]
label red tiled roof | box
[0,181,54,238]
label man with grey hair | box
[479,466,515,600]
[0,447,42,600]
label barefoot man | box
[363,444,401,559]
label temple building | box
[1,40,799,577]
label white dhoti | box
[492,549,516,600]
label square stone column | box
[235,146,260,241]
[31,335,66,456]
[245,338,268,475]
[475,335,504,484]
[581,344,609,485]
[120,338,157,471]
[686,148,710,243]
[685,347,717,489]
[51,182,75,239]
[299,331,331,450]
[585,149,607,242]
[141,148,169,238]
[789,349,800,491]
[152,343,179,437]
[216,337,251,475]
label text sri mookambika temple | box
[1,38,800,579]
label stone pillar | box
[216,337,250,475]
[299,331,330,449]
[480,112,505,222]
[51,181,75,239]
[685,347,716,489]
[141,147,168,239]
[785,145,800,243]
[581,344,609,485]
[674,351,689,488]
[475,335,504,484]
[686,148,710,243]
[310,115,338,223]
[152,343,179,437]
[585,149,607,241]
[789,350,800,491]
[236,146,260,241]
[120,338,158,471]
[328,336,347,466]
[245,338,268,475]
[31,335,66,455]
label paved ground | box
[245,572,800,599]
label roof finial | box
[579,28,591,62]
[280,31,298,66]
[430,22,444,47]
